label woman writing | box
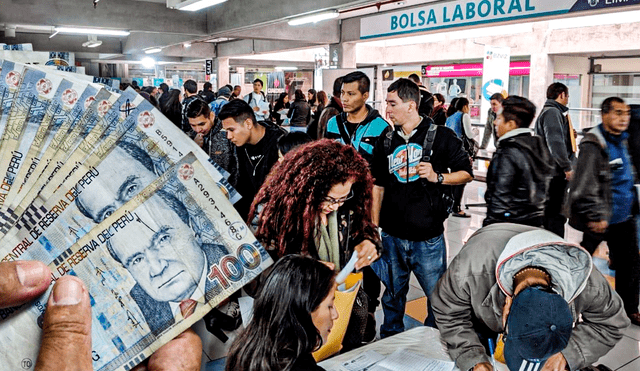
[272,92,290,126]
[250,140,381,348]
[225,255,338,371]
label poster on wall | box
[480,45,510,140]
[382,69,395,81]
[267,71,285,104]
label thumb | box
[36,275,92,371]
[0,261,51,309]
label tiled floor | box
[382,180,640,371]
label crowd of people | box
[10,72,640,371]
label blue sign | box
[361,0,640,39]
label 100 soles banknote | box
[0,153,272,371]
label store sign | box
[205,59,213,76]
[480,45,510,131]
[422,61,529,78]
[360,0,640,39]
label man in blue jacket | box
[325,71,390,166]
[568,96,640,326]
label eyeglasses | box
[323,190,354,206]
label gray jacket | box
[432,223,629,371]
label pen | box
[488,338,496,370]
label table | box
[318,326,508,371]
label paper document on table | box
[338,350,386,371]
[369,348,455,371]
[0,153,273,371]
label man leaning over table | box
[431,223,629,371]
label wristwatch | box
[436,172,444,184]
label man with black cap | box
[432,223,629,371]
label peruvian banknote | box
[0,153,271,371]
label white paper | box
[340,350,386,371]
[238,295,255,327]
[369,349,455,371]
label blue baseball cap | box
[504,286,573,371]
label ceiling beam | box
[217,39,319,59]
[0,0,207,35]
[229,21,340,45]
[0,32,123,54]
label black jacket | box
[288,101,311,127]
[430,105,447,126]
[234,123,284,219]
[534,99,574,175]
[418,85,434,117]
[190,120,239,188]
[317,97,343,139]
[372,117,473,241]
[483,130,553,227]
[567,127,612,232]
[199,90,216,104]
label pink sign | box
[422,61,530,78]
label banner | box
[480,45,510,135]
[360,0,640,39]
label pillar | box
[529,53,555,110]
[215,57,230,89]
[340,42,357,69]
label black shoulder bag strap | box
[335,113,352,146]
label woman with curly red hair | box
[249,139,381,349]
[250,139,380,270]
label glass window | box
[592,74,640,108]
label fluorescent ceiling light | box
[288,10,339,26]
[82,35,102,48]
[174,0,227,12]
[145,48,162,54]
[275,66,298,71]
[141,57,156,69]
[55,27,130,36]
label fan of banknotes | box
[0,56,272,371]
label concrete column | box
[340,42,357,69]
[529,53,554,110]
[215,57,230,89]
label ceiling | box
[0,0,430,69]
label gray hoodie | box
[432,223,629,371]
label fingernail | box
[16,261,48,288]
[52,277,85,306]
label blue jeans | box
[375,232,446,338]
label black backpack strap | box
[421,123,438,162]
[383,129,394,156]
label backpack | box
[383,122,455,217]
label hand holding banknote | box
[0,260,202,371]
